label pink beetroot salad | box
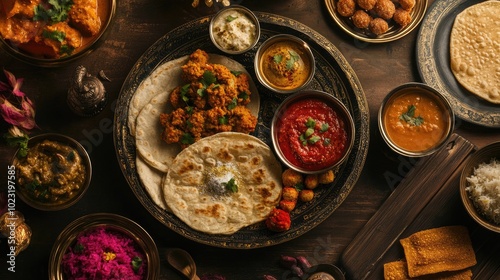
[61,226,147,280]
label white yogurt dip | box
[212,9,257,52]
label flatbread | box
[135,155,169,211]
[400,226,476,278]
[383,260,473,280]
[162,132,282,235]
[133,53,260,173]
[450,1,500,104]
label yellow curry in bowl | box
[378,83,454,157]
[255,34,315,94]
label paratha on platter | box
[136,155,169,211]
[163,132,282,235]
[450,1,500,104]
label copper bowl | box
[378,82,454,157]
[12,133,92,211]
[49,213,160,280]
[460,141,500,233]
[0,0,116,67]
[271,90,355,174]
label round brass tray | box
[114,12,369,248]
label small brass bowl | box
[378,82,454,157]
[209,5,260,55]
[254,34,315,94]
[304,264,346,280]
[12,133,92,211]
[49,213,160,280]
[271,90,355,174]
[460,142,500,233]
[0,0,116,67]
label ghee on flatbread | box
[162,132,282,235]
[400,226,476,278]
[450,1,500,104]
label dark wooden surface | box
[1,0,499,279]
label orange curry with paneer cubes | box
[0,0,109,59]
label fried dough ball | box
[318,170,335,184]
[369,18,389,35]
[282,169,303,187]
[352,10,372,29]
[374,0,396,20]
[299,189,314,202]
[304,174,319,190]
[393,8,412,27]
[398,0,415,10]
[337,0,356,17]
[357,0,377,10]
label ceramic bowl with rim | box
[48,213,160,280]
[460,141,500,233]
[12,133,92,211]
[0,0,116,67]
[271,90,355,174]
[254,34,315,94]
[209,5,260,55]
[378,82,455,157]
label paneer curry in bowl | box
[0,0,116,66]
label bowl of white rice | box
[460,141,500,233]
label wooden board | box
[341,133,500,279]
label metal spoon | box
[166,248,200,280]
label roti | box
[132,53,260,173]
[162,132,282,235]
[449,1,500,104]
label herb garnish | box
[180,133,194,145]
[4,132,29,157]
[286,50,300,70]
[34,0,74,23]
[227,97,238,110]
[226,15,238,22]
[74,243,84,253]
[223,178,238,193]
[42,30,66,42]
[131,256,143,273]
[197,71,219,97]
[299,117,330,146]
[400,105,424,126]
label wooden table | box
[1,0,499,279]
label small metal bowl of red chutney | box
[271,90,355,174]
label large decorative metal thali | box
[416,0,500,128]
[114,12,369,248]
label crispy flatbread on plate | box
[384,260,473,280]
[162,132,282,235]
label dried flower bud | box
[262,275,278,280]
[296,256,312,270]
[291,264,304,277]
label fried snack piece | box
[400,226,477,278]
[384,260,473,280]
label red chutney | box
[276,98,348,171]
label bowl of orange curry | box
[0,0,116,67]
[378,82,454,157]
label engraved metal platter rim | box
[113,12,370,249]
[416,0,500,128]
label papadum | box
[450,1,500,104]
[162,132,282,235]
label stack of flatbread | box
[127,52,283,234]
[383,226,477,280]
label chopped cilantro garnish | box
[305,117,316,128]
[42,29,66,42]
[238,91,249,100]
[227,98,238,110]
[4,133,29,157]
[308,135,321,144]
[131,256,143,273]
[34,0,73,23]
[181,84,191,102]
[400,105,424,126]
[180,133,195,145]
[304,127,314,137]
[223,178,238,193]
[273,54,283,64]
[231,70,243,76]
[286,50,300,70]
[219,116,228,125]
[197,71,219,97]
[74,243,84,253]
[226,15,238,22]
[320,123,329,133]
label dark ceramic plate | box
[114,12,369,248]
[416,0,500,127]
[324,0,428,43]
